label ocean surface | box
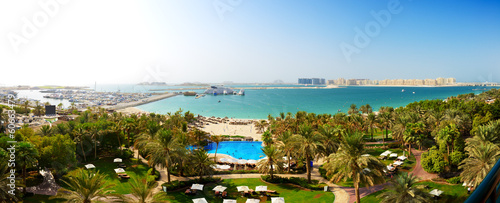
[136,86,496,119]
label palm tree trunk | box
[80,141,87,162]
[94,139,97,159]
[355,181,360,203]
[167,167,171,183]
[306,157,311,183]
[214,144,219,161]
[408,143,412,156]
[270,161,274,180]
[287,153,291,173]
[23,165,26,193]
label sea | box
[14,84,496,119]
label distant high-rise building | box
[298,78,325,85]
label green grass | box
[359,181,470,203]
[63,157,151,194]
[163,178,334,203]
[22,195,68,203]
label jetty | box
[105,92,179,111]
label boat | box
[204,85,235,95]
[195,94,205,99]
[401,89,405,92]
[183,91,197,96]
[412,92,415,94]
[238,89,245,96]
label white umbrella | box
[191,184,204,190]
[389,153,398,158]
[237,159,248,165]
[429,189,443,196]
[271,197,285,203]
[462,182,473,187]
[220,158,231,163]
[255,185,267,192]
[245,199,260,203]
[113,158,122,163]
[237,186,250,192]
[114,168,125,173]
[397,156,407,160]
[247,160,258,164]
[386,166,395,171]
[394,161,404,166]
[213,185,227,192]
[192,198,208,203]
[361,154,371,157]
[85,164,95,169]
[219,165,231,170]
[223,200,237,203]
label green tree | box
[257,145,284,180]
[38,134,77,176]
[52,169,120,203]
[126,175,168,203]
[0,160,19,202]
[377,172,431,203]
[292,124,325,183]
[210,135,223,161]
[460,142,500,188]
[348,104,359,115]
[276,131,295,172]
[145,129,181,183]
[324,132,385,203]
[190,149,215,180]
[17,142,39,193]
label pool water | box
[205,141,265,160]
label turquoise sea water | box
[205,141,265,160]
[137,86,496,119]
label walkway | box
[409,148,438,180]
[26,168,61,196]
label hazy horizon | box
[1,0,499,86]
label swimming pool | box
[205,141,265,160]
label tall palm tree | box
[366,113,377,141]
[0,161,19,202]
[37,125,52,136]
[210,135,223,161]
[17,142,39,193]
[348,104,359,115]
[73,126,88,162]
[257,145,284,180]
[377,172,431,203]
[145,129,181,183]
[292,124,325,183]
[23,100,30,115]
[324,132,386,203]
[460,141,500,188]
[126,175,168,203]
[190,149,215,180]
[404,123,425,156]
[317,124,339,158]
[52,169,120,203]
[277,131,295,172]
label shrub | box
[117,149,133,159]
[318,165,332,180]
[446,177,461,184]
[147,168,161,181]
[450,151,466,166]
[421,147,447,173]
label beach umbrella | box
[223,200,237,203]
[397,156,407,160]
[192,198,208,203]
[191,184,204,190]
[237,159,247,165]
[245,199,260,203]
[113,158,122,163]
[213,185,227,192]
[114,168,125,173]
[237,186,250,192]
[271,197,285,203]
[389,153,398,158]
[462,182,473,187]
[255,185,267,192]
[429,189,443,197]
[219,165,231,170]
[220,158,230,163]
[247,160,257,164]
[386,166,394,171]
[85,164,95,169]
[361,154,371,157]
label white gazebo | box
[255,185,267,192]
[113,158,122,163]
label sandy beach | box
[201,119,263,141]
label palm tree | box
[257,145,284,180]
[52,169,120,203]
[348,104,359,115]
[34,101,43,117]
[292,124,325,183]
[460,141,500,188]
[436,124,459,158]
[73,126,88,162]
[126,175,168,203]
[254,120,269,133]
[0,161,19,202]
[404,123,425,156]
[190,149,215,180]
[88,124,101,159]
[23,100,30,115]
[210,135,223,161]
[277,131,295,172]
[359,104,373,114]
[366,113,377,141]
[145,129,181,183]
[37,125,52,136]
[378,110,393,140]
[377,172,431,203]
[17,142,39,193]
[324,132,386,203]
[317,124,340,158]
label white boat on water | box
[238,89,245,96]
[402,89,405,92]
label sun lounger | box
[266,190,278,194]
[118,173,130,179]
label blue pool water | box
[205,141,265,160]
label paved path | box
[26,168,61,196]
[409,149,438,180]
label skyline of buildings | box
[324,77,457,86]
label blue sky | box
[0,0,499,85]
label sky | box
[0,0,499,86]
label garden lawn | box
[359,181,470,203]
[62,157,151,194]
[163,178,334,203]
